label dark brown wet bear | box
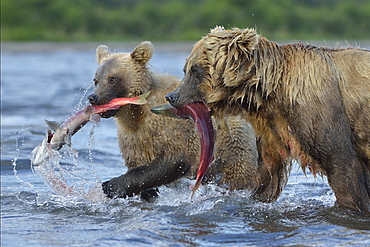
[166,26,370,213]
[88,41,264,201]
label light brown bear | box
[166,26,370,213]
[87,41,268,201]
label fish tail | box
[132,91,151,105]
[190,179,202,200]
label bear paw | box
[102,179,127,199]
[140,188,159,202]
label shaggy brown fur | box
[88,41,260,199]
[166,27,370,213]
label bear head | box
[166,26,260,116]
[88,41,154,118]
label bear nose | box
[88,94,99,105]
[165,92,179,108]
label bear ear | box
[131,41,154,64]
[96,45,111,64]
[206,27,258,54]
[205,28,259,88]
[231,28,259,52]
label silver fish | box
[31,92,150,166]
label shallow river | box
[1,42,370,246]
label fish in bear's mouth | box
[150,102,215,198]
[31,92,151,166]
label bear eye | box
[191,67,200,79]
[108,76,118,84]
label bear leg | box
[102,155,191,199]
[288,94,370,213]
[327,157,370,214]
[250,138,291,203]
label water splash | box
[75,81,94,110]
[12,129,35,190]
[31,148,74,196]
[87,123,100,182]
[29,124,106,203]
[26,83,110,202]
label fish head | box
[150,103,181,119]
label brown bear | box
[166,26,370,213]
[87,41,265,201]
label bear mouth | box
[99,109,118,118]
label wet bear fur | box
[88,41,260,200]
[166,26,370,213]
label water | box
[2,42,370,247]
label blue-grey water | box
[2,42,370,247]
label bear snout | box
[165,91,180,108]
[88,93,116,106]
[88,94,99,105]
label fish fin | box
[133,91,151,105]
[90,114,101,123]
[45,120,60,131]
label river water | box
[2,42,370,246]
